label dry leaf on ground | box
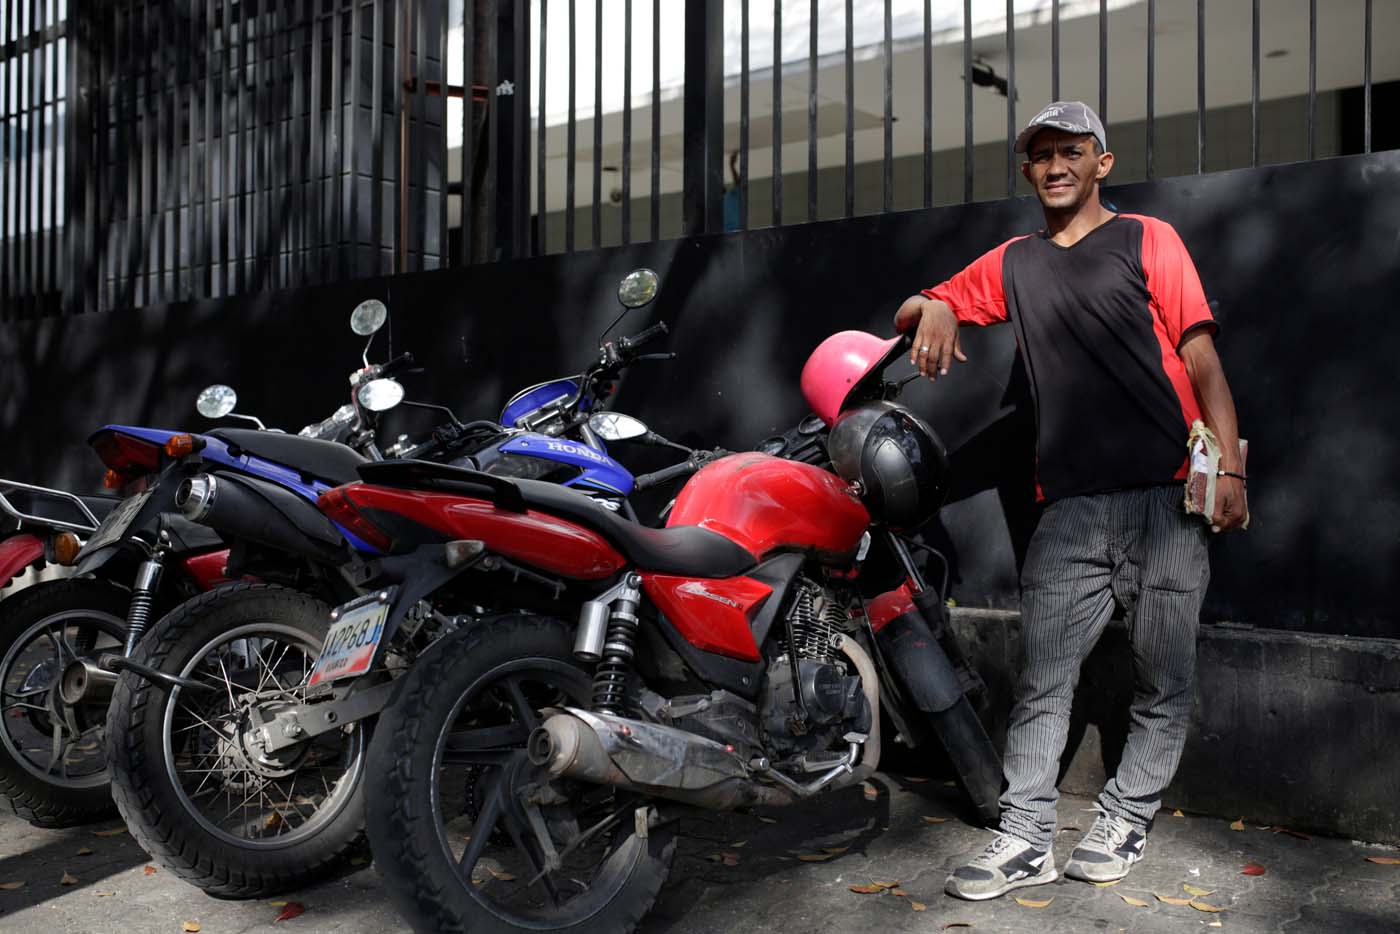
[1172,809,1186,817]
[93,827,128,837]
[1229,818,1245,831]
[922,816,949,824]
[1183,883,1215,897]
[1271,826,1312,841]
[269,901,287,907]
[0,881,26,890]
[1120,895,1150,907]
[850,883,887,894]
[797,853,832,862]
[1208,923,1223,928]
[720,852,740,867]
[757,816,779,824]
[862,783,879,800]
[142,865,158,876]
[183,923,202,932]
[1014,896,1053,908]
[275,902,307,922]
[1364,856,1400,865]
[1190,901,1224,913]
[906,776,929,783]
[942,924,972,930]
[730,840,748,848]
[60,871,78,886]
[910,900,927,911]
[1241,861,1267,876]
[77,847,93,856]
[890,887,907,897]
[486,866,516,881]
[96,891,116,897]
[1090,879,1120,887]
[822,846,849,855]
[1155,894,1192,906]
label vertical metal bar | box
[331,0,344,278]
[35,0,47,299]
[47,0,59,299]
[807,0,816,222]
[1051,0,1060,101]
[0,0,9,306]
[1307,0,1315,161]
[417,0,429,269]
[566,0,576,251]
[771,0,780,226]
[963,0,972,202]
[649,0,658,241]
[129,0,143,304]
[1006,0,1015,197]
[882,0,891,213]
[1363,0,1372,154]
[393,0,404,272]
[371,0,385,274]
[1250,0,1258,166]
[170,0,183,299]
[535,0,547,254]
[461,0,473,264]
[292,0,306,282]
[740,0,749,229]
[222,0,233,294]
[1146,0,1154,179]
[142,0,156,303]
[438,0,448,265]
[1196,0,1204,173]
[203,0,215,297]
[591,0,601,247]
[844,0,853,217]
[681,0,721,236]
[309,0,322,280]
[258,0,270,290]
[922,0,931,209]
[1098,0,1106,125]
[621,0,632,244]
[25,0,38,307]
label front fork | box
[884,532,985,699]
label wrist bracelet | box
[1216,470,1247,482]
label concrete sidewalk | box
[0,776,1396,934]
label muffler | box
[175,473,345,563]
[59,657,119,706]
[527,635,884,811]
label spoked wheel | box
[0,579,128,826]
[107,584,369,898]
[367,614,674,934]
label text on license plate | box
[307,594,392,688]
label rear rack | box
[0,479,103,534]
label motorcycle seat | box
[210,429,368,485]
[355,460,757,579]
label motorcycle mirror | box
[196,384,238,419]
[356,377,405,413]
[588,412,650,442]
[616,268,659,309]
[350,299,388,336]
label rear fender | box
[0,533,45,589]
[348,545,474,669]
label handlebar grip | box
[624,321,669,351]
[633,458,696,492]
[380,351,416,376]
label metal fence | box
[0,0,1391,319]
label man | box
[893,101,1247,901]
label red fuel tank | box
[667,454,870,562]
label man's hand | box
[1211,475,1248,534]
[894,295,964,380]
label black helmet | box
[827,401,950,529]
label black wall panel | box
[2,152,1399,639]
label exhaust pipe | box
[59,658,119,706]
[175,473,345,564]
[528,636,883,811]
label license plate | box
[307,590,395,688]
[79,490,151,555]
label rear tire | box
[0,578,129,827]
[107,583,369,898]
[367,614,674,934]
[929,696,1003,827]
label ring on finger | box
[918,345,931,355]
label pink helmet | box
[801,330,905,427]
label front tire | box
[106,583,369,898]
[367,614,674,934]
[929,696,1003,827]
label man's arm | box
[894,296,964,380]
[1179,330,1248,533]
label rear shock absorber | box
[122,537,168,657]
[590,574,642,715]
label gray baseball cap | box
[1014,101,1107,153]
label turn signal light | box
[103,469,125,490]
[51,533,82,566]
[164,433,204,457]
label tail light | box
[317,485,393,551]
[91,430,162,476]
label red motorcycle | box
[325,330,1000,933]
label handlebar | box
[633,448,729,492]
[620,322,668,353]
[379,351,417,377]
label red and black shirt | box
[923,213,1216,501]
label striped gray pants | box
[998,485,1209,850]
